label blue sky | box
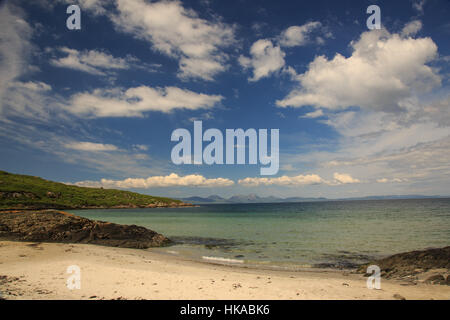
[0,0,449,198]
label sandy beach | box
[0,240,448,300]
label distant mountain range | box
[178,194,448,204]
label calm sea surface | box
[69,199,450,269]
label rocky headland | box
[0,210,171,249]
[0,170,194,211]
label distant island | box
[179,193,449,204]
[0,170,192,210]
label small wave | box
[202,256,244,264]
[170,236,254,250]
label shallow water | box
[69,198,450,269]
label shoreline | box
[1,240,449,300]
[0,202,197,211]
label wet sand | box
[0,241,448,300]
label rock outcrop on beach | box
[0,210,171,249]
[358,246,450,284]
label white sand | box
[0,241,448,300]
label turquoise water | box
[69,199,450,269]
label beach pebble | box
[393,294,406,300]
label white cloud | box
[423,96,450,127]
[238,174,324,186]
[72,173,234,188]
[68,85,223,118]
[36,0,108,15]
[402,20,422,37]
[323,109,450,157]
[300,109,324,119]
[277,27,440,112]
[65,141,119,152]
[12,81,51,92]
[239,21,326,82]
[111,0,235,80]
[333,173,360,184]
[238,172,362,187]
[281,99,450,194]
[412,0,426,14]
[0,4,33,109]
[321,134,450,181]
[1,80,58,120]
[279,22,322,47]
[238,39,285,81]
[377,178,404,183]
[50,47,132,75]
[132,144,148,151]
[76,0,108,15]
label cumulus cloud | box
[239,21,324,82]
[65,141,119,152]
[276,27,440,112]
[72,173,234,188]
[72,171,361,190]
[111,0,235,80]
[238,172,362,186]
[333,173,360,184]
[50,47,133,75]
[68,85,223,118]
[238,174,324,186]
[401,20,422,37]
[278,22,322,47]
[238,39,285,81]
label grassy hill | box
[0,170,184,210]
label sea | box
[69,198,450,270]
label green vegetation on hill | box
[0,170,182,210]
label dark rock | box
[0,210,171,249]
[425,274,446,285]
[358,246,450,279]
[393,293,406,300]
